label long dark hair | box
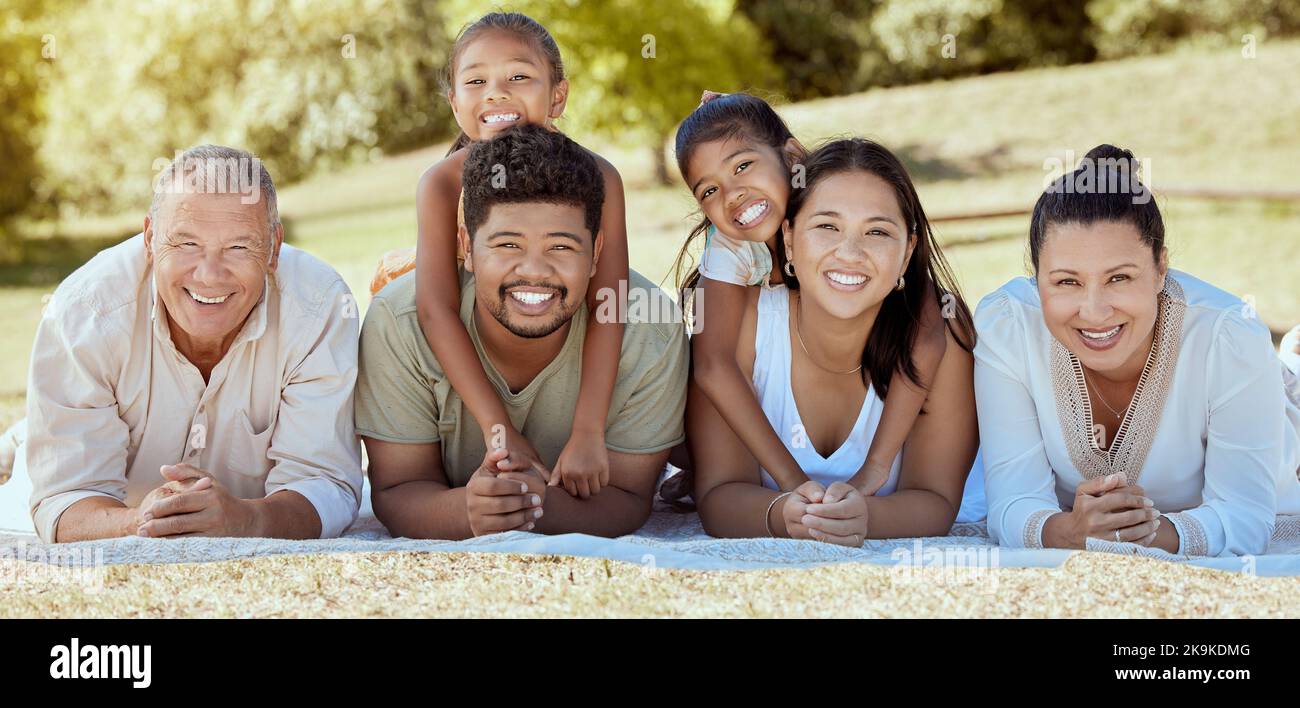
[669,92,798,298]
[1028,143,1164,272]
[784,138,975,398]
[441,12,566,156]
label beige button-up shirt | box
[25,234,362,542]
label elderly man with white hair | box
[0,144,362,542]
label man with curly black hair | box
[356,125,688,539]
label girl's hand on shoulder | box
[550,429,610,499]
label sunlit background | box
[2,0,1298,427]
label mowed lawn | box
[2,41,1298,427]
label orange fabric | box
[370,191,468,296]
[369,248,417,297]
[368,246,467,297]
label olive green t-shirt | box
[354,268,689,487]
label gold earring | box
[895,275,905,291]
[784,261,795,278]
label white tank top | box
[750,286,902,494]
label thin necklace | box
[1082,367,1126,418]
[793,293,862,376]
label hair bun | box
[1082,143,1135,164]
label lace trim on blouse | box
[1023,509,1055,549]
[1165,511,1209,556]
[1050,278,1186,486]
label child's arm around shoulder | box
[848,285,949,494]
[547,151,629,498]
[414,148,468,306]
[413,148,551,479]
[691,276,808,491]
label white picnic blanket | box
[4,478,1300,577]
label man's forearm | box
[533,484,651,538]
[372,480,473,540]
[253,490,324,539]
[54,497,139,542]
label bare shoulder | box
[588,150,619,175]
[588,151,624,188]
[927,323,976,409]
[417,149,467,198]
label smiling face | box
[685,135,800,244]
[783,170,915,320]
[448,30,567,141]
[462,201,600,340]
[144,191,280,354]
[1036,220,1167,378]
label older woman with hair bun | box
[975,144,1300,557]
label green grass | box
[2,40,1298,419]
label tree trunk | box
[653,141,673,186]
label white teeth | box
[188,290,229,304]
[483,113,520,124]
[511,291,554,305]
[826,271,867,286]
[1079,325,1122,340]
[736,201,768,225]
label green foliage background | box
[1,0,1297,236]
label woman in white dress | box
[975,144,1300,557]
[690,138,984,544]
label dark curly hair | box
[461,124,604,240]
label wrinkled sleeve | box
[698,228,763,287]
[1167,311,1282,557]
[26,294,132,543]
[353,294,440,445]
[973,290,1062,549]
[604,321,689,455]
[264,278,363,539]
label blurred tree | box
[37,0,452,217]
[735,0,880,101]
[1089,0,1300,58]
[870,0,1096,84]
[444,0,780,185]
[740,0,1095,96]
[0,0,49,246]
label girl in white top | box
[691,138,982,543]
[975,144,1300,557]
[673,92,949,506]
[747,284,987,521]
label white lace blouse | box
[974,270,1300,557]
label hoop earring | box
[895,275,905,291]
[784,261,795,278]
